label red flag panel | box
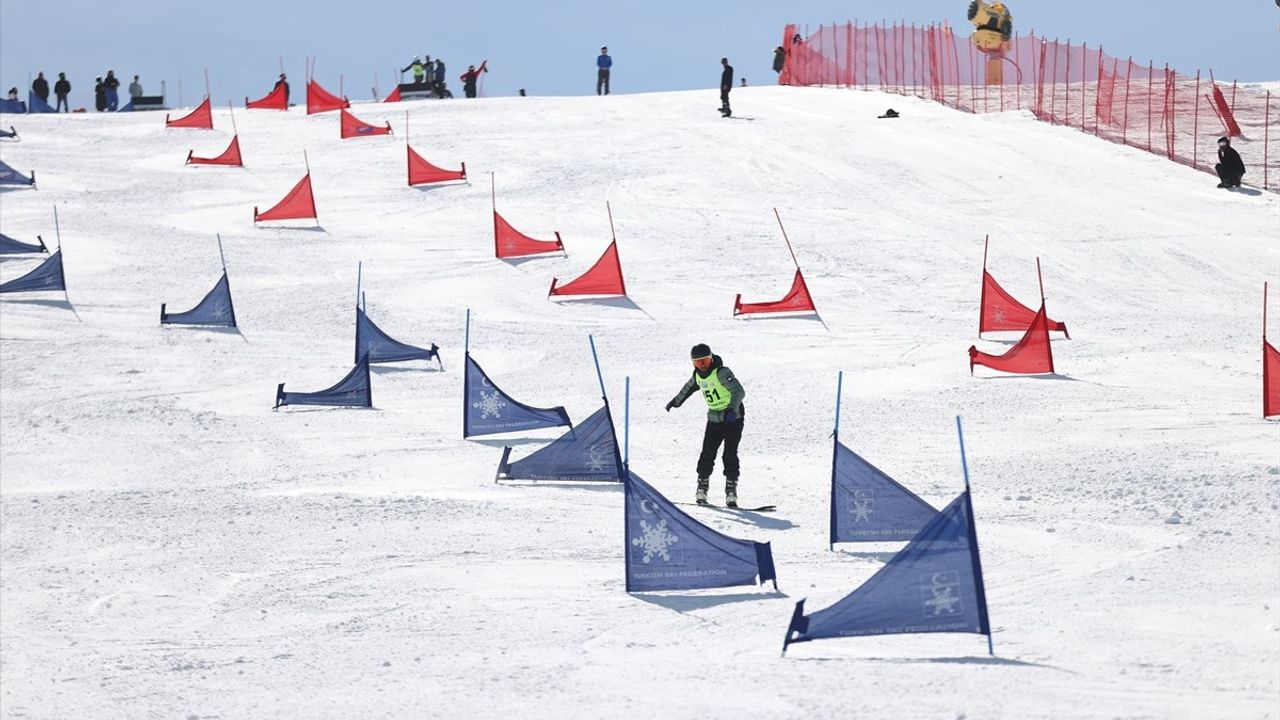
[980,270,1069,336]
[969,303,1056,375]
[254,173,316,223]
[306,80,349,115]
[549,240,625,296]
[383,86,402,103]
[407,146,465,185]
[340,109,391,139]
[186,135,243,166]
[734,268,816,315]
[494,211,564,258]
[166,97,213,129]
[246,83,287,110]
[1265,340,1280,418]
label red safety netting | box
[255,173,316,223]
[246,83,287,110]
[166,97,213,129]
[781,22,1278,192]
[407,146,465,185]
[549,240,626,297]
[340,109,391,139]
[734,268,816,316]
[306,80,349,115]
[186,135,242,166]
[969,302,1056,375]
[494,211,564,258]
[980,270,1068,337]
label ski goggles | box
[692,355,713,370]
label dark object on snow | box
[878,108,900,118]
[773,46,786,73]
[1215,136,1245,188]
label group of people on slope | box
[8,70,143,112]
[400,55,488,99]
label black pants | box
[56,96,68,112]
[720,86,731,108]
[1215,163,1242,187]
[597,69,610,95]
[697,416,743,479]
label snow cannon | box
[967,0,1013,85]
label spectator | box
[433,58,446,97]
[403,56,427,85]
[741,78,747,87]
[128,75,143,99]
[32,72,49,103]
[1215,136,1245,189]
[54,72,70,112]
[104,70,120,111]
[274,73,290,104]
[719,57,734,117]
[460,62,487,99]
[94,77,106,111]
[597,45,612,95]
[6,88,17,102]
[773,46,786,75]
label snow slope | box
[1,86,1278,719]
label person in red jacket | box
[460,62,488,99]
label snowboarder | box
[103,70,120,111]
[773,46,786,75]
[31,72,49,103]
[665,343,746,507]
[403,56,427,85]
[54,73,70,112]
[597,46,612,95]
[460,62,487,99]
[719,58,734,116]
[1215,136,1245,189]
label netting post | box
[1265,91,1271,191]
[1192,70,1201,169]
[1122,57,1133,146]
[1093,45,1103,135]
[1064,39,1072,127]
[1147,60,1154,152]
[1080,43,1087,131]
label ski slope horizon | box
[1,86,1278,718]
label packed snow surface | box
[1,86,1278,718]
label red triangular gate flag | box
[306,80,349,115]
[407,146,465,185]
[246,83,287,110]
[969,303,1055,375]
[254,173,317,223]
[383,86,402,103]
[340,108,391,139]
[166,97,213,129]
[980,270,1069,337]
[186,135,243,166]
[1265,340,1280,418]
[549,240,625,297]
[734,268,816,315]
[494,211,564,258]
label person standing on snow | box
[719,57,734,116]
[433,58,447,97]
[1215,136,1245,189]
[32,72,49,104]
[665,343,747,507]
[596,46,612,95]
[54,73,70,112]
[103,70,120,111]
[128,75,143,99]
[94,77,106,112]
[403,56,427,85]
[460,63,487,98]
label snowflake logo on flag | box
[992,306,1006,325]
[631,518,678,563]
[921,571,962,616]
[343,390,365,402]
[472,390,507,419]
[584,446,609,473]
[788,294,805,307]
[852,499,873,522]
[503,240,518,252]
[211,303,230,321]
[365,340,379,357]
[42,273,58,287]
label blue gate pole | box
[624,376,630,468]
[955,415,995,658]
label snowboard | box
[675,501,776,513]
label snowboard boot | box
[725,477,739,508]
[696,477,710,505]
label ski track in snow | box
[1,86,1278,719]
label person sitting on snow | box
[1215,136,1245,189]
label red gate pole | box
[1193,70,1201,169]
[1147,60,1154,152]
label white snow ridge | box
[1,86,1278,718]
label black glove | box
[665,400,676,412]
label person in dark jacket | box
[433,59,446,97]
[103,70,120,111]
[54,73,70,112]
[460,62,487,99]
[32,72,49,102]
[597,46,612,95]
[665,343,747,507]
[719,58,734,116]
[94,77,106,111]
[1215,136,1245,188]
[773,46,786,74]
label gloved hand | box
[665,400,676,412]
[724,410,738,423]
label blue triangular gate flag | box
[785,490,990,652]
[831,440,938,544]
[0,159,34,186]
[161,271,236,327]
[0,249,64,293]
[356,306,439,366]
[27,92,55,114]
[0,98,27,114]
[463,353,570,437]
[625,471,777,592]
[0,233,47,255]
[275,356,372,409]
[497,403,624,482]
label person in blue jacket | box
[597,46,612,95]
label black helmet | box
[690,343,711,359]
